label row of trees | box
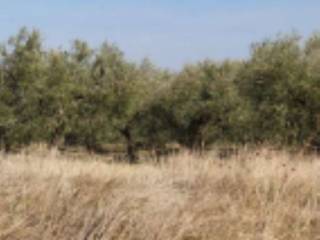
[0,28,320,162]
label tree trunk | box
[121,127,137,164]
[4,141,11,153]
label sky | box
[0,0,319,69]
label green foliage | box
[0,28,47,149]
[237,35,309,144]
[0,28,320,158]
[158,61,240,149]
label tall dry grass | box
[0,147,319,240]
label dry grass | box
[0,147,319,240]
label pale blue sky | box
[0,0,319,69]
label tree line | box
[0,28,320,162]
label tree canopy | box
[1,28,320,159]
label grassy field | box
[0,147,319,240]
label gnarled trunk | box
[121,127,137,164]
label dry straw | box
[0,147,319,240]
